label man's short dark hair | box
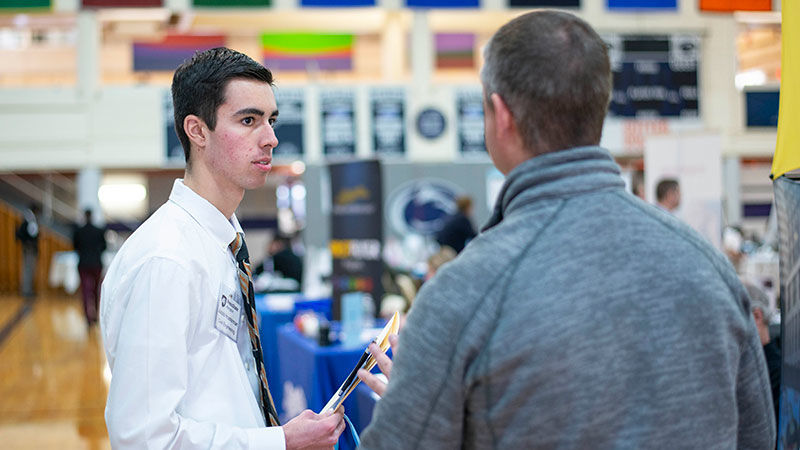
[481,10,611,155]
[171,47,274,164]
[656,179,679,202]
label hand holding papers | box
[320,312,400,414]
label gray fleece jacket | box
[360,146,775,449]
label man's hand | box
[282,407,345,450]
[357,333,399,397]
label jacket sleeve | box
[104,257,285,450]
[359,266,494,450]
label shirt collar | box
[168,179,244,251]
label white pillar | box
[77,10,99,99]
[411,12,433,89]
[722,156,741,228]
[77,167,103,225]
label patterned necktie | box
[230,232,280,427]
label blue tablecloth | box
[277,324,379,449]
[255,294,332,419]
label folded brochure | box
[320,312,400,414]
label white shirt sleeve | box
[104,257,285,449]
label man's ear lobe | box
[184,115,207,148]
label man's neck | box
[183,168,243,220]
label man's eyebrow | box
[233,108,265,116]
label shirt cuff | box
[246,426,286,450]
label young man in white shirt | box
[100,47,344,449]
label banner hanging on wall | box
[406,0,478,8]
[193,0,270,6]
[456,89,487,156]
[321,90,357,157]
[0,0,50,9]
[699,0,771,12]
[301,0,374,6]
[273,88,305,159]
[83,0,162,6]
[133,34,226,72]
[371,87,406,157]
[329,159,384,320]
[603,33,699,117]
[507,0,579,6]
[607,0,676,9]
[261,33,353,72]
[435,33,475,70]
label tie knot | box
[230,232,249,264]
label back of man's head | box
[171,47,274,166]
[743,280,773,325]
[481,10,611,155]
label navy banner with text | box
[329,159,384,319]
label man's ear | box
[490,93,517,140]
[184,114,207,149]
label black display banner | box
[457,89,486,156]
[371,88,406,157]
[273,88,304,159]
[329,160,384,319]
[164,90,184,166]
[604,34,699,117]
[775,176,800,449]
[321,90,356,157]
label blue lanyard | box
[334,413,360,449]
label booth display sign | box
[371,88,406,157]
[385,178,459,236]
[273,88,305,159]
[457,89,486,156]
[133,34,225,72]
[164,91,184,165]
[329,160,384,320]
[604,33,699,117]
[321,90,357,157]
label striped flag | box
[133,34,226,72]
[261,33,353,72]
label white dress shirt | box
[100,179,285,449]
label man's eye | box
[269,118,277,126]
[242,117,254,125]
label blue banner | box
[746,90,780,127]
[321,90,356,157]
[302,0,374,5]
[608,0,676,8]
[509,0,579,6]
[273,88,305,159]
[406,0,479,8]
[371,88,406,157]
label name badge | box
[215,288,241,341]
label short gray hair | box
[481,10,611,155]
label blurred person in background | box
[655,178,681,213]
[255,234,303,287]
[435,195,477,253]
[744,279,781,428]
[72,209,107,326]
[15,203,39,299]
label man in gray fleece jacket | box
[358,10,776,449]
